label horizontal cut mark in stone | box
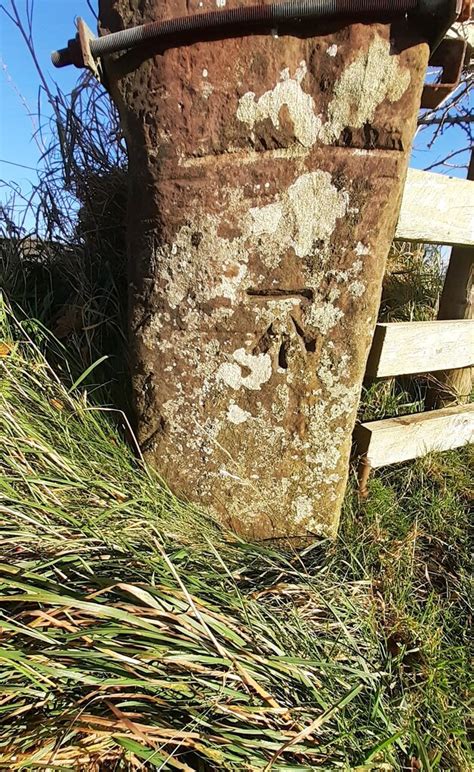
[179,143,402,170]
[246,288,314,302]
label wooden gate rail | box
[355,404,474,493]
[365,320,474,378]
[396,169,474,246]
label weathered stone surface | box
[99,0,429,539]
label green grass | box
[0,293,471,770]
[339,456,472,768]
[378,243,444,323]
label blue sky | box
[0,1,96,198]
[0,0,469,224]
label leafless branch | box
[423,146,471,172]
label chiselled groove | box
[253,324,277,355]
[247,288,314,301]
[338,124,404,153]
[179,145,308,168]
[291,316,317,353]
[278,338,289,370]
[179,140,402,169]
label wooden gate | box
[354,165,474,493]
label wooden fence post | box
[428,151,474,408]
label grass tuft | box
[0,297,471,770]
[0,300,397,769]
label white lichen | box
[348,280,366,298]
[294,495,313,525]
[321,34,411,144]
[227,404,252,424]
[237,35,409,151]
[236,61,322,148]
[355,241,370,256]
[249,202,283,236]
[287,171,349,257]
[217,349,272,391]
[201,82,214,100]
[306,300,344,334]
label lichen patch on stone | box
[306,299,344,335]
[321,34,411,144]
[227,403,252,424]
[355,241,370,256]
[286,171,348,257]
[348,280,366,297]
[217,349,272,391]
[201,81,214,100]
[236,61,322,148]
[294,495,313,525]
[249,202,283,236]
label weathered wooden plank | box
[354,404,474,469]
[396,169,474,246]
[365,320,474,378]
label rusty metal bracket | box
[421,36,468,108]
[77,19,102,80]
[54,18,103,80]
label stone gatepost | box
[100,0,429,539]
